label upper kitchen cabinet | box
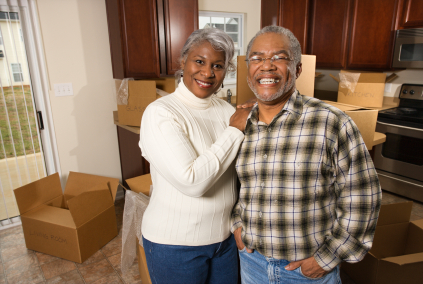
[105,0,198,79]
[261,0,310,54]
[396,0,423,29]
[261,0,403,70]
[308,0,351,69]
[346,0,399,70]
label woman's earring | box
[222,83,224,88]
[181,71,183,77]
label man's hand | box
[229,107,252,132]
[233,227,253,253]
[237,98,257,108]
[285,256,329,279]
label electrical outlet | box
[54,83,74,97]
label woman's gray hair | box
[176,28,236,83]
[246,26,302,66]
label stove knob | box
[410,90,415,95]
[403,89,408,94]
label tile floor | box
[1,190,422,284]
[0,198,141,284]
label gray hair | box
[176,28,236,83]
[246,26,301,66]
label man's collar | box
[248,90,303,125]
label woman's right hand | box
[237,97,257,108]
[229,107,252,132]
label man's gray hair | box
[246,26,302,66]
[176,28,235,83]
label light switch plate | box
[54,83,74,97]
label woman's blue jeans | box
[142,235,238,284]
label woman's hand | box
[230,107,252,132]
[237,97,257,108]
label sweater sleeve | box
[139,102,245,198]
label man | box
[231,26,381,284]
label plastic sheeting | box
[121,190,150,274]
[339,72,361,94]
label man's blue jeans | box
[239,248,341,284]
[142,235,238,284]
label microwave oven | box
[392,28,423,69]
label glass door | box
[0,8,46,225]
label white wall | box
[315,68,423,98]
[36,0,120,183]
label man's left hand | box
[284,256,329,279]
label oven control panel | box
[400,84,423,100]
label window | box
[199,11,244,84]
[11,63,23,82]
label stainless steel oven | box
[373,84,423,202]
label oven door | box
[373,121,423,182]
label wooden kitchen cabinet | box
[308,0,351,69]
[396,0,423,29]
[346,0,399,70]
[261,0,401,70]
[105,0,198,79]
[261,0,310,54]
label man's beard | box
[248,68,296,102]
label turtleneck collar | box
[175,80,213,110]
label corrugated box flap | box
[382,252,423,265]
[65,172,119,201]
[67,185,113,228]
[323,100,370,111]
[14,173,63,215]
[340,70,386,83]
[23,204,76,228]
[377,201,413,226]
[126,174,152,196]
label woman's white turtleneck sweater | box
[139,81,245,246]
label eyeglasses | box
[246,54,292,65]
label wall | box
[36,0,120,184]
[315,68,423,98]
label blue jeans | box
[142,235,238,284]
[239,249,341,284]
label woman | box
[139,28,249,284]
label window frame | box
[199,11,244,85]
[11,62,23,82]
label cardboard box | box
[14,172,120,263]
[342,201,423,284]
[236,54,316,106]
[116,78,176,127]
[126,174,153,284]
[331,71,397,108]
[323,101,378,150]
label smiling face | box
[247,33,301,103]
[181,41,226,99]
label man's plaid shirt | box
[231,91,381,271]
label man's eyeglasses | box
[246,54,292,65]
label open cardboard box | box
[116,78,176,127]
[330,70,397,108]
[125,174,153,284]
[236,54,317,106]
[342,201,423,284]
[14,172,119,263]
[322,100,378,150]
